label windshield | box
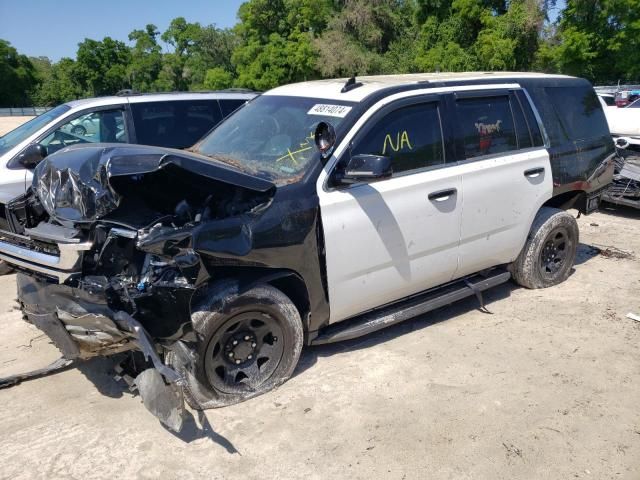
[0,105,71,156]
[196,95,355,184]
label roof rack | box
[115,89,141,97]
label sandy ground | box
[0,204,637,480]
[0,116,33,136]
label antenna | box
[341,76,363,93]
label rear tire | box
[174,282,303,409]
[0,261,13,275]
[510,207,579,289]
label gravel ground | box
[0,204,638,480]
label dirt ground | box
[0,116,33,136]
[0,204,638,480]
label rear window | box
[544,86,608,142]
[131,100,223,149]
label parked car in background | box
[0,90,257,201]
[615,90,640,107]
[599,95,640,147]
[598,93,617,108]
[0,72,614,430]
[0,90,256,273]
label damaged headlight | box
[33,148,121,223]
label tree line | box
[1,0,639,107]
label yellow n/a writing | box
[383,131,412,155]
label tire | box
[71,125,86,136]
[0,260,13,275]
[509,207,579,289]
[174,282,303,410]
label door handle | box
[428,188,457,202]
[524,167,545,178]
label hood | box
[33,144,275,223]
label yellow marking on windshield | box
[276,146,313,165]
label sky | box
[0,0,245,61]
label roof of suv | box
[266,72,574,102]
[63,90,257,111]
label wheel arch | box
[542,190,587,213]
[191,267,311,331]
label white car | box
[599,95,640,146]
[0,91,257,204]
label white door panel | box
[456,148,553,277]
[320,168,462,323]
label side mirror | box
[17,143,47,169]
[314,122,336,158]
[341,154,393,184]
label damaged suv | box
[0,73,614,430]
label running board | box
[311,269,511,345]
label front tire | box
[510,207,579,289]
[177,283,303,409]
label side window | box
[131,100,223,149]
[40,109,127,156]
[352,103,444,174]
[219,99,247,117]
[456,96,517,159]
[515,90,544,147]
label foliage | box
[1,0,639,106]
[0,40,38,106]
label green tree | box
[31,58,83,105]
[159,17,203,90]
[548,0,640,83]
[128,24,163,92]
[0,39,38,106]
[203,66,234,89]
[315,0,416,76]
[232,0,332,90]
[75,37,132,96]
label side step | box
[311,269,511,345]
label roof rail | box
[115,89,140,97]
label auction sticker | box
[307,104,352,118]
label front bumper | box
[0,223,92,282]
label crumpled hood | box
[32,144,275,223]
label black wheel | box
[174,282,303,409]
[510,207,579,289]
[71,125,86,136]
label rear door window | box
[455,95,517,159]
[352,102,444,174]
[131,100,223,149]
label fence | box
[0,107,51,117]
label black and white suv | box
[0,73,614,430]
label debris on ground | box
[592,244,636,260]
[626,312,640,322]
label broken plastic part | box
[135,368,186,432]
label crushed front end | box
[0,144,276,430]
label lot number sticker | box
[307,104,352,118]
